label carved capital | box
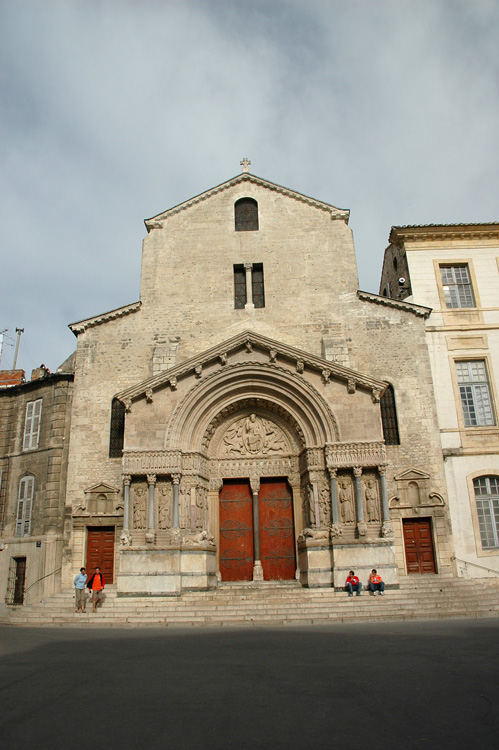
[249,476,261,494]
[378,465,387,477]
[172,473,181,485]
[123,475,131,486]
[243,262,253,272]
[147,474,156,486]
[328,467,338,479]
[353,466,363,478]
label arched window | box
[235,198,258,231]
[16,475,34,537]
[109,398,125,458]
[473,476,499,549]
[380,384,400,445]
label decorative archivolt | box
[165,362,340,451]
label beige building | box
[56,169,454,596]
[0,364,74,605]
[380,223,499,578]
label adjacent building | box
[380,223,499,577]
[0,363,74,604]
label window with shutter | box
[23,399,42,450]
[16,476,34,537]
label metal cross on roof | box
[240,158,251,173]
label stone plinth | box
[117,547,217,596]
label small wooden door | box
[219,480,254,581]
[14,557,27,605]
[259,478,296,581]
[403,518,436,574]
[86,527,115,583]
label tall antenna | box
[12,328,24,370]
[0,330,7,368]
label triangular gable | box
[84,483,120,495]
[393,468,431,481]
[115,330,387,406]
[144,172,349,231]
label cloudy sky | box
[1,0,498,374]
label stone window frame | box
[434,259,481,312]
[466,471,499,558]
[452,357,497,429]
[22,398,42,451]
[16,475,34,537]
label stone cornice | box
[69,301,141,335]
[357,290,431,318]
[144,173,350,231]
[115,330,387,405]
[390,223,499,245]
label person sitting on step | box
[345,570,362,597]
[368,569,385,596]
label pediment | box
[84,483,120,495]
[393,469,431,482]
[115,330,388,408]
[144,172,349,231]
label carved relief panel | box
[132,481,147,530]
[220,413,290,457]
[157,479,173,530]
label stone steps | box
[4,577,499,627]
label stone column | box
[379,466,394,538]
[244,262,254,309]
[146,474,156,543]
[172,474,181,528]
[312,482,321,528]
[250,477,263,581]
[354,467,367,537]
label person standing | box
[73,567,87,613]
[87,566,105,612]
[345,570,362,597]
[368,569,385,596]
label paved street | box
[1,618,498,750]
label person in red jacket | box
[345,570,362,597]
[87,566,105,612]
[368,569,385,596]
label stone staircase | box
[3,577,499,628]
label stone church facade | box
[58,169,453,595]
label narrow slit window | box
[234,265,247,308]
[109,398,125,457]
[252,263,265,308]
[380,385,400,445]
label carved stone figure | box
[133,485,147,529]
[221,414,287,457]
[330,523,342,539]
[339,480,354,523]
[183,530,215,548]
[158,484,172,530]
[365,479,380,522]
[319,486,331,526]
[119,529,132,547]
[196,487,208,529]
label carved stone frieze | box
[212,456,296,480]
[123,450,182,475]
[325,441,386,469]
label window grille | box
[380,385,400,445]
[234,265,247,309]
[440,265,475,308]
[23,399,42,450]
[235,198,259,231]
[5,556,26,605]
[109,399,125,457]
[455,361,495,427]
[474,476,499,549]
[16,476,34,537]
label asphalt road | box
[1,618,498,750]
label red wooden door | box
[403,518,436,574]
[219,480,254,581]
[86,527,115,583]
[259,478,296,581]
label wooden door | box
[14,557,27,605]
[403,518,436,574]
[219,480,254,581]
[86,527,115,583]
[259,478,296,581]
